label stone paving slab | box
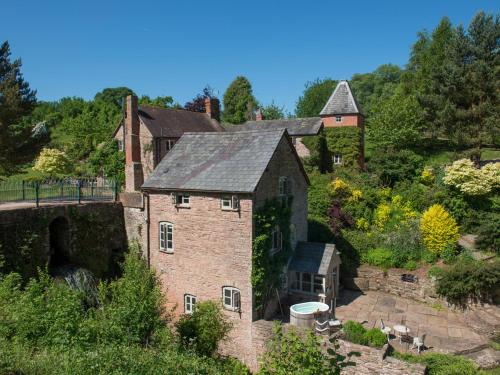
[335,290,487,355]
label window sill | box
[221,207,239,212]
[159,249,174,254]
[223,306,241,313]
[175,204,190,209]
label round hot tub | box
[290,302,329,328]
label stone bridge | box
[0,201,127,280]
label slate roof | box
[112,105,223,138]
[320,80,362,116]
[225,117,323,136]
[289,242,340,275]
[142,129,301,193]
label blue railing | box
[0,178,119,206]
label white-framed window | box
[271,226,283,254]
[290,272,325,295]
[333,153,342,165]
[336,115,342,122]
[117,139,124,151]
[172,193,190,207]
[159,221,173,252]
[222,286,241,311]
[184,294,196,314]
[221,195,240,211]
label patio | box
[334,289,487,354]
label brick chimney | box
[124,95,143,192]
[204,97,220,122]
[255,108,264,121]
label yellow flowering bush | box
[374,203,391,230]
[377,187,392,200]
[420,166,435,185]
[443,159,499,196]
[420,204,459,255]
[356,218,369,231]
[373,195,417,231]
[349,189,363,202]
[330,178,350,194]
[33,148,71,176]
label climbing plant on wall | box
[324,127,362,168]
[252,198,292,318]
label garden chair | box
[411,334,426,353]
[380,319,392,340]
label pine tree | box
[0,41,37,173]
[222,76,257,124]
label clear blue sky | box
[2,0,498,113]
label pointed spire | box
[320,80,361,116]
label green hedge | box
[342,320,386,348]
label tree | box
[184,86,215,113]
[420,204,459,256]
[261,101,285,120]
[443,158,500,196]
[32,148,71,176]
[94,87,134,109]
[139,95,179,109]
[222,76,257,124]
[87,140,125,183]
[295,78,337,118]
[368,88,425,149]
[0,41,37,173]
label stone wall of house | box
[0,202,126,279]
[148,191,256,366]
[293,137,310,158]
[255,136,309,247]
[342,264,439,304]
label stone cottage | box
[226,80,365,167]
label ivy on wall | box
[252,198,292,318]
[324,127,362,168]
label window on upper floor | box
[336,115,342,122]
[184,294,196,314]
[278,176,292,205]
[333,153,342,165]
[171,193,190,207]
[222,286,241,312]
[221,195,239,211]
[159,221,173,252]
[117,139,124,151]
[270,226,283,255]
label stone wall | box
[0,202,126,279]
[342,264,439,304]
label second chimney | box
[205,97,220,122]
[124,95,143,192]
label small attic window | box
[336,115,342,122]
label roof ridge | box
[138,105,207,115]
[183,128,286,135]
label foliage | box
[0,41,37,173]
[138,95,178,109]
[176,300,232,357]
[87,140,125,183]
[32,148,71,176]
[368,90,425,150]
[420,166,435,185]
[325,127,362,169]
[261,101,286,120]
[302,132,331,173]
[369,148,424,186]
[342,320,386,348]
[443,159,500,196]
[184,86,214,113]
[222,76,257,124]
[434,258,500,305]
[392,351,478,375]
[476,212,500,254]
[295,78,337,118]
[420,204,459,255]
[252,199,292,316]
[94,87,134,109]
[364,248,393,270]
[258,322,355,375]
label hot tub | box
[290,302,329,328]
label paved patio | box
[334,289,487,354]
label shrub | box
[404,260,418,271]
[420,166,435,185]
[443,159,499,196]
[364,248,393,270]
[176,300,232,357]
[420,204,459,256]
[476,212,500,254]
[427,265,444,279]
[258,322,355,375]
[384,220,424,267]
[32,148,72,176]
[434,259,500,305]
[392,351,478,375]
[342,320,368,346]
[365,328,387,348]
[369,148,423,186]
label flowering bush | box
[373,195,417,231]
[443,159,499,196]
[349,189,363,202]
[420,204,459,255]
[330,178,350,195]
[420,166,435,185]
[32,148,71,176]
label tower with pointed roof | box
[319,80,365,168]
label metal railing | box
[0,177,119,207]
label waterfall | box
[55,266,100,306]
